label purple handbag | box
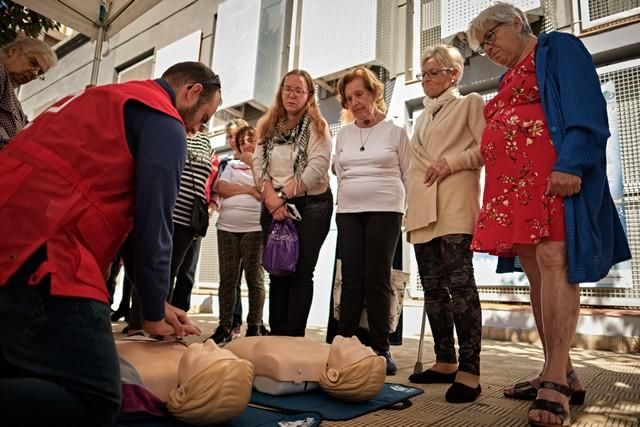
[262,219,299,276]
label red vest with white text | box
[0,80,183,302]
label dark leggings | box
[414,234,482,375]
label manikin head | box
[167,339,254,425]
[319,336,386,402]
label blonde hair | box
[421,44,465,85]
[467,1,533,51]
[337,67,386,124]
[256,69,327,141]
[167,358,254,426]
[319,355,386,402]
[1,36,57,69]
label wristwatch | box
[277,190,288,201]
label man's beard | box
[177,102,199,127]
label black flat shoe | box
[445,382,481,403]
[409,369,457,384]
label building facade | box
[17,0,640,307]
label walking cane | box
[414,296,428,374]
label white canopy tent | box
[14,0,161,83]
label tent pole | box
[90,25,105,85]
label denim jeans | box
[260,189,333,336]
[0,246,121,426]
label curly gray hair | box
[466,2,533,51]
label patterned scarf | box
[261,113,311,182]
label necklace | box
[359,124,373,152]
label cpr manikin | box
[225,335,386,402]
[116,338,254,426]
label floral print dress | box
[471,48,565,256]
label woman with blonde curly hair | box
[333,67,410,376]
[252,69,333,337]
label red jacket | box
[0,80,183,303]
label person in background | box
[210,126,265,343]
[332,67,410,376]
[253,69,333,337]
[0,61,219,426]
[0,36,57,147]
[126,131,217,335]
[168,131,218,312]
[210,118,249,337]
[467,3,630,426]
[405,45,485,403]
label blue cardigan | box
[498,32,630,284]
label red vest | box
[0,80,183,302]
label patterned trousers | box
[414,234,482,375]
[217,230,265,329]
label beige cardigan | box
[406,93,485,244]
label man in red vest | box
[0,61,221,426]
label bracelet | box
[277,190,288,201]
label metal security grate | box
[587,0,640,20]
[420,0,441,53]
[596,60,640,306]
[440,0,540,40]
[541,0,557,32]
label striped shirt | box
[173,132,216,226]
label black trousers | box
[170,235,202,312]
[260,189,333,337]
[335,211,402,353]
[414,234,482,375]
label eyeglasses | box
[416,68,452,81]
[476,22,505,56]
[282,86,309,97]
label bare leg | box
[505,245,583,398]
[529,240,580,425]
[504,245,545,395]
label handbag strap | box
[186,152,200,199]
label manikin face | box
[177,339,238,385]
[326,335,377,373]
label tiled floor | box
[113,316,640,427]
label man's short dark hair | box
[161,61,221,101]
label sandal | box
[504,376,539,400]
[504,370,586,405]
[528,381,572,427]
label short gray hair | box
[421,44,465,84]
[0,36,57,69]
[467,2,533,51]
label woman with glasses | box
[467,3,630,426]
[252,69,333,337]
[405,45,485,403]
[0,36,56,147]
[333,67,410,376]
[211,126,266,343]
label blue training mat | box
[250,382,424,421]
[116,406,322,427]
